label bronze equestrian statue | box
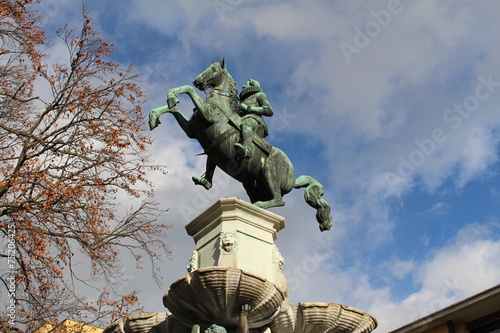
[149,58,332,231]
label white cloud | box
[127,0,188,37]
[262,223,500,332]
[370,222,500,331]
[423,202,451,218]
[243,2,343,41]
[456,126,499,187]
[389,259,415,280]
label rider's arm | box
[248,92,274,117]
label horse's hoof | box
[149,118,160,130]
[253,199,285,209]
[253,201,268,209]
[167,97,179,108]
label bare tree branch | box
[1,1,170,331]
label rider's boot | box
[192,176,212,190]
[234,143,251,159]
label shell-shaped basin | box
[163,267,286,329]
[269,302,378,333]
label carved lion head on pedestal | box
[219,231,238,253]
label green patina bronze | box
[149,58,332,231]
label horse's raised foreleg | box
[149,105,194,138]
[149,105,170,130]
[167,85,206,113]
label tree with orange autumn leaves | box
[0,0,170,331]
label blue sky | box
[34,0,500,331]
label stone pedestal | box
[185,197,287,292]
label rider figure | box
[234,79,273,159]
[192,78,273,190]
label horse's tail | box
[294,175,332,232]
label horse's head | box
[193,57,227,91]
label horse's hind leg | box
[253,191,285,209]
[252,163,286,209]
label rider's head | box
[243,79,260,89]
[240,79,262,101]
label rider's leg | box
[192,157,216,190]
[234,119,256,159]
[204,157,216,183]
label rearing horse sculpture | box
[149,58,332,231]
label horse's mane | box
[221,68,239,113]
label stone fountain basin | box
[163,267,287,329]
[270,302,378,333]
